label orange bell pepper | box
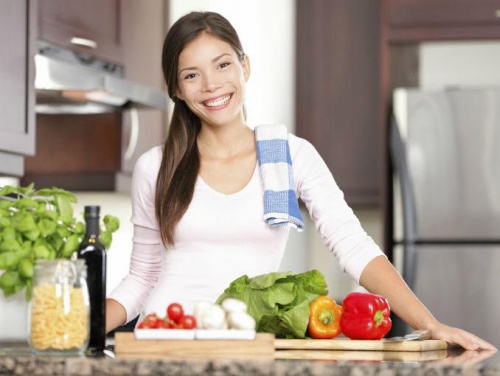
[308,296,343,339]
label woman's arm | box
[106,298,127,332]
[359,255,497,351]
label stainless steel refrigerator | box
[390,87,500,348]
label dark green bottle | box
[77,205,106,353]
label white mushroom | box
[227,311,256,330]
[221,298,248,314]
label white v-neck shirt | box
[109,132,384,323]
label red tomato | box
[167,303,184,323]
[179,315,197,330]
[154,319,171,329]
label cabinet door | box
[386,0,500,41]
[296,0,382,205]
[0,0,35,161]
[38,0,123,63]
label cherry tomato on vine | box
[167,303,184,323]
[179,315,197,329]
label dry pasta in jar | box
[30,260,89,353]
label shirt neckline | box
[196,162,259,198]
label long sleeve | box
[290,135,385,283]
[107,146,164,323]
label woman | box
[106,11,495,351]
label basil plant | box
[0,184,119,300]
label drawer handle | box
[70,37,98,49]
[496,9,500,18]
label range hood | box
[35,41,167,114]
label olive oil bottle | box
[77,205,106,353]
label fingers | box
[436,325,498,351]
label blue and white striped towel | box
[255,124,304,231]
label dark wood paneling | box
[296,0,382,205]
[386,0,500,42]
[22,113,122,190]
[38,0,123,63]
[0,0,36,161]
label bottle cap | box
[84,205,100,218]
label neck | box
[197,123,254,159]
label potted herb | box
[0,184,120,300]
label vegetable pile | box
[217,270,393,340]
[0,184,119,299]
[137,299,256,331]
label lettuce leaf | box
[216,269,328,338]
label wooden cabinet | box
[0,0,36,176]
[22,1,168,191]
[38,0,124,63]
[296,0,382,205]
[386,0,500,41]
[22,114,122,191]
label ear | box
[242,54,251,82]
[175,89,184,101]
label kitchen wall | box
[419,41,500,89]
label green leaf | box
[103,215,120,232]
[24,228,41,242]
[18,258,34,278]
[0,273,26,297]
[0,270,21,289]
[33,244,50,260]
[2,227,16,241]
[0,252,21,269]
[62,234,79,258]
[56,225,69,238]
[100,231,112,249]
[38,218,57,237]
[0,238,22,253]
[74,221,85,235]
[0,185,21,197]
[0,217,11,229]
[15,214,37,233]
[55,195,73,224]
[14,198,38,210]
[0,200,14,209]
[35,187,77,203]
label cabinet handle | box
[124,109,140,161]
[70,37,98,49]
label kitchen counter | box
[0,341,498,376]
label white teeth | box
[204,95,230,107]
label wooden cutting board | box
[274,338,448,352]
[114,332,275,360]
[274,349,448,361]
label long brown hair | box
[156,12,245,246]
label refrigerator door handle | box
[390,115,418,288]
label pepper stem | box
[374,310,384,327]
[319,310,334,325]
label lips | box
[203,94,231,108]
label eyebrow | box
[178,53,233,77]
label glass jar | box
[29,259,90,354]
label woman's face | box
[176,32,250,129]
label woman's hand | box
[429,322,497,351]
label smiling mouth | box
[203,94,231,107]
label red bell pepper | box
[340,292,392,340]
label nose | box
[201,72,222,93]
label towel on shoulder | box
[255,124,304,231]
